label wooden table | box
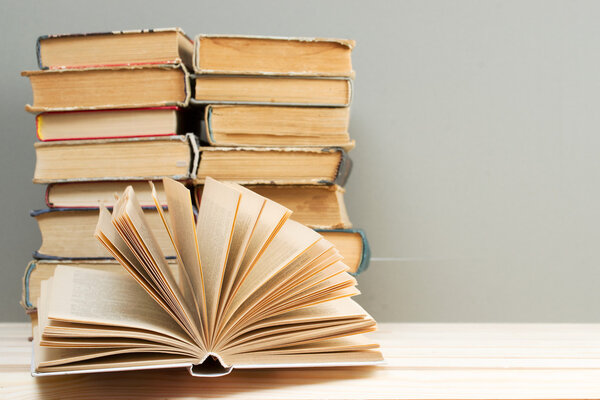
[2,322,600,399]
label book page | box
[224,318,376,355]
[218,236,334,343]
[235,259,349,330]
[195,177,240,344]
[219,219,321,336]
[96,207,166,307]
[47,266,193,346]
[215,183,266,331]
[153,179,206,341]
[115,187,202,343]
[236,298,370,335]
[226,198,291,307]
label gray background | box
[2,0,599,322]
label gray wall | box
[2,0,599,322]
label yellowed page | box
[215,183,266,332]
[115,187,202,343]
[220,220,321,332]
[152,179,207,342]
[47,266,193,346]
[228,259,350,334]
[96,207,164,303]
[250,336,378,355]
[218,237,334,343]
[226,199,291,305]
[222,319,364,351]
[236,298,370,335]
[224,318,376,355]
[195,177,240,345]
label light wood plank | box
[2,322,600,399]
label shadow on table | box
[35,366,379,399]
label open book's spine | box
[315,228,371,276]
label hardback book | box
[36,107,191,141]
[37,28,193,70]
[195,184,351,229]
[22,64,191,112]
[45,181,175,208]
[31,207,177,260]
[21,260,179,313]
[317,229,371,275]
[32,178,381,376]
[195,146,352,186]
[202,105,354,149]
[193,75,352,107]
[194,35,354,77]
[33,134,199,183]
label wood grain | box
[2,322,600,399]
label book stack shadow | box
[20,30,371,320]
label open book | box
[32,177,382,376]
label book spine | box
[204,106,216,145]
[21,261,37,311]
[44,185,51,207]
[36,35,47,70]
[32,251,177,262]
[31,205,169,217]
[188,133,200,179]
[330,148,352,187]
[315,228,371,276]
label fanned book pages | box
[32,177,382,376]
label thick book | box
[193,75,352,107]
[317,229,371,276]
[36,107,190,141]
[194,34,354,77]
[195,146,352,186]
[195,184,351,230]
[37,28,193,70]
[33,134,199,183]
[21,260,179,313]
[202,105,353,149]
[45,181,175,208]
[32,178,381,376]
[22,64,191,112]
[31,207,177,260]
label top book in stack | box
[193,35,354,107]
[23,28,193,112]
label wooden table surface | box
[2,322,600,399]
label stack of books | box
[191,35,370,278]
[20,30,371,316]
[20,28,196,313]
